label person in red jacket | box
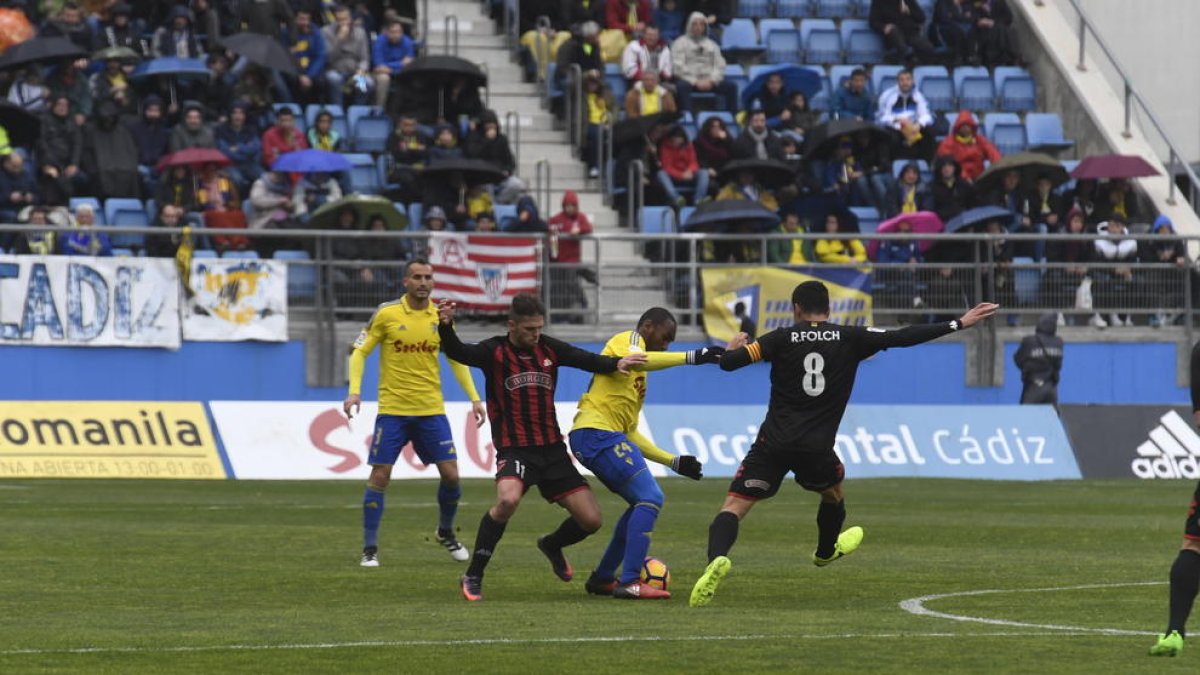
[260,106,310,169]
[935,110,1001,183]
[547,190,595,319]
[605,0,652,37]
[656,125,708,206]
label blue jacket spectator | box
[60,206,112,257]
[0,152,39,224]
[876,238,922,264]
[125,95,170,168]
[832,68,873,121]
[372,25,415,74]
[214,101,264,189]
[284,12,328,80]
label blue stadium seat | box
[737,0,771,17]
[192,249,219,259]
[1012,257,1040,305]
[110,247,134,257]
[814,0,856,18]
[765,29,800,64]
[915,66,953,112]
[351,113,392,153]
[871,65,903,95]
[494,203,519,229]
[407,202,423,228]
[759,18,795,39]
[273,249,316,301]
[640,206,676,234]
[984,112,1027,155]
[799,17,836,44]
[223,250,260,259]
[346,105,378,132]
[725,64,749,103]
[70,197,105,224]
[953,66,994,110]
[377,155,399,190]
[344,153,382,193]
[849,206,881,234]
[804,27,843,64]
[306,104,349,139]
[994,66,1036,112]
[1025,112,1075,153]
[721,18,762,52]
[104,198,148,249]
[843,20,883,64]
[678,206,696,229]
[273,103,305,132]
[605,72,627,103]
[774,0,810,19]
[810,76,833,111]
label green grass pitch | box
[2,478,1198,674]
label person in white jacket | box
[875,69,934,159]
[670,12,737,113]
[1090,215,1140,327]
[622,25,673,87]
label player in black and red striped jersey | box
[437,293,647,601]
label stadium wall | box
[0,340,1187,405]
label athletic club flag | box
[428,232,541,311]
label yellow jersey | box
[348,295,479,416]
[571,330,686,435]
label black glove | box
[687,346,725,365]
[670,455,703,480]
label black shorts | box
[727,442,845,501]
[496,443,589,503]
[1185,481,1200,541]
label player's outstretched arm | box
[542,335,637,374]
[627,429,703,480]
[718,332,758,372]
[631,346,726,372]
[861,302,999,352]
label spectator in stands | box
[239,0,296,36]
[465,111,516,175]
[428,124,463,161]
[716,168,779,212]
[423,205,448,231]
[555,21,604,90]
[832,68,873,121]
[146,203,184,258]
[83,99,140,200]
[234,65,275,129]
[509,195,549,233]
[930,155,973,222]
[815,212,868,264]
[884,161,930,217]
[89,55,138,118]
[654,0,685,42]
[387,114,430,202]
[41,2,93,51]
[969,0,1019,68]
[1094,178,1139,224]
[563,0,606,28]
[153,5,202,58]
[195,162,240,212]
[987,168,1023,223]
[1066,177,1098,225]
[732,109,784,161]
[933,0,974,67]
[581,72,616,179]
[869,0,936,65]
[877,69,934,160]
[192,0,223,50]
[215,101,264,192]
[11,206,61,255]
[60,203,112,256]
[464,184,493,227]
[260,106,308,168]
[671,12,736,113]
[0,152,38,226]
[695,114,733,177]
[547,189,594,317]
[442,76,485,125]
[1091,214,1139,327]
[156,164,198,211]
[94,3,143,55]
[750,73,791,126]
[780,91,820,142]
[1144,214,1187,327]
[768,212,813,265]
[1018,173,1062,260]
[688,0,735,26]
[824,136,874,208]
[372,19,415,108]
[37,94,86,205]
[248,170,303,253]
[622,25,673,88]
[8,67,49,113]
[656,125,706,206]
[1045,207,1091,326]
[169,102,216,152]
[936,110,1000,183]
[323,4,372,107]
[475,211,497,231]
[624,70,677,118]
[606,0,651,37]
[46,58,92,128]
[285,9,329,104]
[876,215,924,307]
[295,171,343,218]
[308,110,344,151]
[981,218,1013,304]
[331,207,385,309]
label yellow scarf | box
[1113,193,1127,218]
[587,92,609,125]
[641,87,661,115]
[901,185,916,213]
[954,131,975,144]
[313,131,336,151]
[627,1,638,28]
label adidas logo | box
[1131,411,1200,479]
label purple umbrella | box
[1069,154,1160,180]
[868,211,943,260]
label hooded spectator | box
[169,102,216,152]
[936,110,1001,182]
[82,99,140,200]
[930,155,973,222]
[509,195,548,233]
[884,161,931,217]
[153,5,202,58]
[1013,313,1063,404]
[465,111,516,175]
[37,94,86,204]
[428,124,463,162]
[94,2,143,55]
[671,12,736,112]
[214,101,264,190]
[621,24,672,84]
[423,204,448,231]
[1144,214,1187,327]
[547,190,595,314]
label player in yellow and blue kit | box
[344,260,485,568]
[570,307,725,599]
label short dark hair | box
[404,258,432,276]
[637,307,677,328]
[792,281,830,315]
[898,68,913,78]
[510,293,545,320]
[734,301,746,315]
[276,105,295,118]
[850,67,867,79]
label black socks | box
[1167,549,1200,636]
[466,511,507,578]
[815,500,847,560]
[707,511,740,561]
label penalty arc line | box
[898,581,1166,636]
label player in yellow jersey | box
[344,260,485,568]
[570,307,727,599]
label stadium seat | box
[737,0,770,17]
[223,250,260,259]
[274,103,306,132]
[69,197,105,223]
[843,20,884,64]
[494,203,519,229]
[762,25,800,64]
[104,198,148,249]
[913,66,952,111]
[725,64,750,103]
[110,247,134,257]
[774,0,810,19]
[814,0,856,18]
[799,19,839,63]
[344,153,382,193]
[678,206,696,229]
[605,72,627,103]
[192,249,218,259]
[849,206,881,234]
[273,249,316,301]
[407,202,423,228]
[1024,113,1075,153]
[871,65,903,96]
[640,206,676,234]
[759,18,795,40]
[351,112,392,153]
[984,112,1027,155]
[720,19,762,53]
[377,155,399,191]
[1012,256,1041,306]
[953,66,994,111]
[305,104,349,139]
[810,75,833,111]
[994,67,1036,112]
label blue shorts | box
[569,428,649,494]
[370,414,456,466]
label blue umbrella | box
[683,199,781,233]
[740,65,823,113]
[272,149,353,173]
[944,206,1015,233]
[130,57,209,80]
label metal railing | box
[534,159,552,215]
[443,15,459,56]
[504,110,522,171]
[1055,0,1200,210]
[625,159,645,229]
[563,65,583,155]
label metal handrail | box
[534,159,552,215]
[563,64,581,148]
[444,15,459,56]
[1057,0,1200,209]
[600,121,614,206]
[626,159,645,230]
[504,110,521,171]
[421,0,430,54]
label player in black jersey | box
[437,294,647,601]
[689,280,998,607]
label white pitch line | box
[0,631,1156,657]
[899,582,1165,636]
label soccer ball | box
[640,556,670,591]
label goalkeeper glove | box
[670,455,703,480]
[686,346,725,365]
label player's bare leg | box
[812,482,864,567]
[361,464,393,567]
[432,460,468,561]
[538,488,601,583]
[462,478,525,601]
[1151,537,1200,656]
[690,496,756,607]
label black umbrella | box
[682,199,781,233]
[974,152,1068,196]
[0,101,40,140]
[612,111,681,146]
[803,118,895,159]
[393,55,487,89]
[0,36,85,70]
[717,159,797,191]
[944,206,1015,233]
[421,158,507,187]
[221,32,299,77]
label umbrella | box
[222,32,299,77]
[1069,154,1160,180]
[974,152,1068,196]
[271,149,353,173]
[682,199,781,233]
[92,46,140,62]
[803,118,895,159]
[155,147,231,171]
[0,10,35,56]
[393,55,487,89]
[130,57,209,79]
[867,211,944,259]
[0,36,85,70]
[421,158,507,187]
[717,158,797,191]
[944,206,1014,234]
[307,194,409,230]
[612,110,681,146]
[739,65,823,113]
[0,100,40,140]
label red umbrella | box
[1069,154,1160,180]
[155,147,231,171]
[868,211,944,260]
